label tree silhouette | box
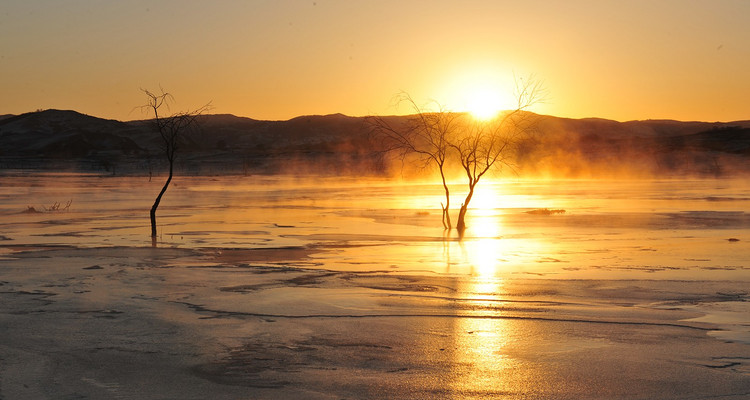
[369,93,460,229]
[140,88,210,243]
[371,76,544,236]
[453,77,544,234]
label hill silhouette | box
[1,109,749,177]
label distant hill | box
[520,115,750,176]
[0,110,145,172]
[0,109,381,175]
[1,109,749,177]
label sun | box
[458,82,517,121]
[435,68,518,120]
[466,88,505,120]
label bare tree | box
[140,88,210,243]
[371,76,544,236]
[369,93,460,229]
[452,76,545,234]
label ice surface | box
[1,173,749,399]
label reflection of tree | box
[371,76,544,236]
[140,88,210,243]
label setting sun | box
[465,87,505,121]
[434,67,520,121]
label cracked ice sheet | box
[1,174,750,398]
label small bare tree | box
[371,76,544,236]
[140,88,210,242]
[369,93,461,229]
[453,76,545,234]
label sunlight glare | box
[452,275,513,393]
[466,87,504,121]
[437,69,516,121]
[469,185,500,212]
[463,211,503,276]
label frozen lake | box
[1,173,749,398]
[3,173,750,279]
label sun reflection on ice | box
[453,317,515,393]
[460,209,504,276]
[451,264,519,394]
[448,208,521,394]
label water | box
[1,173,749,398]
[3,173,749,279]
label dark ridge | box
[2,109,750,177]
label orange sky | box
[2,0,749,122]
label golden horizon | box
[2,1,749,123]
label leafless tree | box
[368,93,461,229]
[452,76,545,234]
[370,76,544,236]
[140,88,210,243]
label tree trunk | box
[455,183,476,236]
[440,169,452,230]
[150,164,173,239]
[456,203,468,234]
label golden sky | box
[2,0,749,122]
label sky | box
[1,0,749,122]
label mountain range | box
[1,109,749,177]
